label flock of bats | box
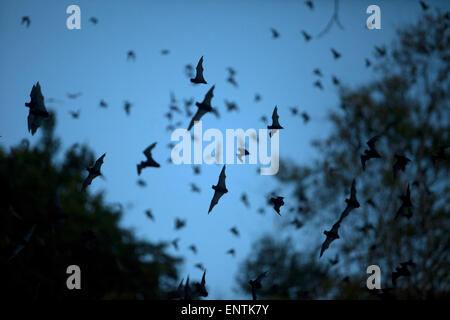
[13,0,448,300]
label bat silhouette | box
[145,209,154,221]
[393,154,411,180]
[69,109,80,119]
[332,75,340,86]
[195,263,205,271]
[161,49,170,55]
[270,196,285,215]
[226,248,236,257]
[190,56,207,84]
[290,107,299,115]
[291,218,304,229]
[184,64,194,78]
[395,184,413,219]
[361,135,382,170]
[320,220,340,258]
[365,58,372,68]
[89,17,98,25]
[82,153,106,192]
[301,112,310,123]
[254,93,262,102]
[137,142,160,175]
[188,85,215,130]
[313,80,323,90]
[67,92,82,99]
[267,106,284,131]
[227,76,238,88]
[419,1,429,11]
[331,48,341,59]
[21,16,31,27]
[188,244,197,254]
[237,147,250,163]
[227,67,236,76]
[313,68,323,77]
[249,271,268,300]
[260,115,268,123]
[225,100,239,112]
[305,1,314,10]
[127,50,136,61]
[301,30,312,41]
[174,218,186,230]
[8,224,37,263]
[123,100,132,115]
[192,166,201,175]
[208,165,228,214]
[375,46,387,57]
[190,183,201,193]
[25,82,49,135]
[329,254,339,266]
[392,260,415,287]
[240,193,250,208]
[171,238,180,250]
[338,179,360,222]
[230,226,239,237]
[194,270,208,297]
[257,207,265,215]
[99,99,108,108]
[270,28,280,38]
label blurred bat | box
[237,147,250,163]
[230,226,239,237]
[137,142,160,175]
[301,112,310,123]
[127,50,136,61]
[361,135,382,170]
[313,80,323,90]
[145,209,154,221]
[192,166,201,175]
[291,218,304,229]
[249,271,268,300]
[301,30,312,41]
[69,109,80,119]
[188,85,215,130]
[393,154,411,180]
[270,196,285,215]
[137,179,147,187]
[208,165,228,214]
[226,248,236,257]
[89,17,98,25]
[254,93,262,102]
[174,218,186,230]
[190,56,207,84]
[365,58,372,68]
[240,193,250,208]
[67,92,82,99]
[171,238,180,250]
[329,254,339,266]
[331,48,341,59]
[194,270,208,297]
[99,99,108,108]
[82,153,106,191]
[227,76,238,88]
[305,1,314,10]
[313,68,323,77]
[270,28,280,38]
[21,16,30,27]
[225,100,239,112]
[190,183,201,193]
[338,179,360,222]
[123,100,132,115]
[320,220,340,257]
[184,64,194,78]
[25,82,49,135]
[374,46,386,57]
[419,1,429,11]
[161,49,170,55]
[395,184,413,219]
[332,75,340,86]
[392,260,415,287]
[188,244,197,254]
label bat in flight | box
[174,218,186,230]
[237,147,250,163]
[195,263,205,271]
[254,93,262,102]
[67,92,82,99]
[332,75,340,86]
[171,238,180,250]
[313,80,323,90]
[89,17,98,25]
[227,76,238,88]
[188,85,215,130]
[240,193,250,208]
[337,179,360,222]
[25,82,50,135]
[270,196,285,215]
[99,99,108,108]
[375,46,387,57]
[21,16,31,27]
[127,50,136,61]
[392,260,415,287]
[320,220,341,258]
[313,68,323,77]
[395,183,413,219]
[329,254,339,266]
[393,154,411,180]
[305,1,314,10]
[270,28,280,39]
[301,30,312,41]
[188,244,197,254]
[419,1,429,11]
[226,248,236,257]
[365,58,372,68]
[82,153,106,191]
[123,100,132,115]
[331,48,341,59]
[68,109,80,119]
[361,135,382,170]
[301,112,310,124]
[230,226,239,237]
[190,183,201,193]
[190,56,207,84]
[137,142,160,175]
[249,271,268,300]
[145,209,154,221]
[225,100,239,112]
[267,106,284,137]
[208,165,228,214]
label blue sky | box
[1,0,446,299]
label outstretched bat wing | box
[188,108,208,130]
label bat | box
[301,112,310,123]
[171,238,180,250]
[270,28,280,38]
[161,49,170,55]
[68,109,80,119]
[395,184,413,219]
[25,82,49,135]
[301,30,312,41]
[227,76,238,88]
[319,220,340,257]
[190,183,201,193]
[226,248,236,257]
[192,166,201,175]
[195,263,205,271]
[227,67,236,76]
[313,68,323,77]
[184,64,194,79]
[225,100,239,112]
[365,58,372,68]
[260,115,268,123]
[249,271,268,300]
[331,48,341,59]
[375,46,386,57]
[137,179,146,187]
[267,106,284,133]
[82,153,106,191]
[190,56,207,84]
[313,80,323,90]
[145,209,154,221]
[21,16,30,27]
[188,85,215,130]
[208,165,228,214]
[99,99,108,108]
[361,135,382,170]
[332,75,340,86]
[188,244,197,254]
[123,100,132,115]
[393,154,411,180]
[137,142,160,175]
[254,93,262,102]
[67,92,82,99]
[270,196,285,215]
[230,226,239,237]
[89,17,98,25]
[290,107,299,115]
[127,50,136,61]
[240,193,250,208]
[337,179,360,222]
[184,276,192,300]
[257,207,265,215]
[237,147,250,163]
[419,1,429,11]
[392,260,415,287]
[305,1,314,10]
[329,254,339,266]
[174,218,186,230]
